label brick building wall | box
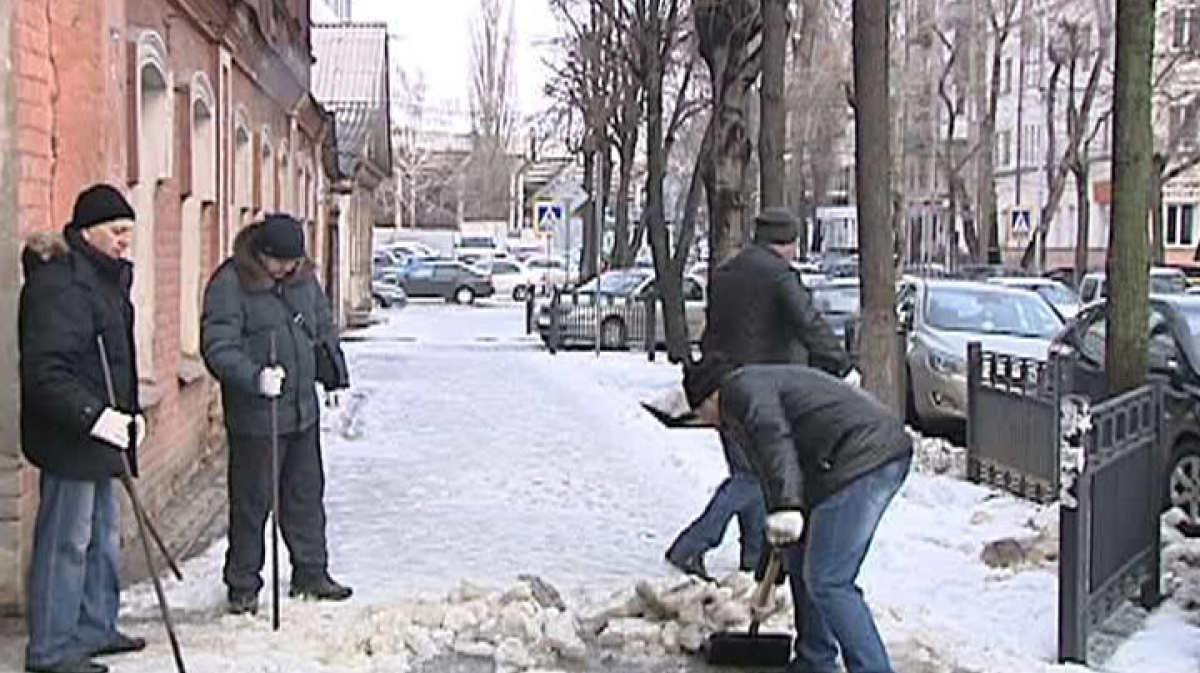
[1,0,334,615]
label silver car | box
[987,276,1081,320]
[898,279,1063,427]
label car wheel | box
[373,294,387,309]
[455,286,476,305]
[600,317,627,350]
[512,286,528,302]
[1168,441,1200,534]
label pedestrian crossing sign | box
[536,202,565,233]
[1011,207,1034,235]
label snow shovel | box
[269,332,282,632]
[96,336,188,673]
[705,549,793,668]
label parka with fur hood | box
[18,228,141,480]
[201,222,348,437]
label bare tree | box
[695,0,761,266]
[759,0,788,207]
[466,0,519,221]
[933,26,982,267]
[854,0,900,410]
[1149,21,1200,263]
[973,0,1019,263]
[1106,0,1156,395]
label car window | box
[1080,278,1098,302]
[409,266,434,280]
[1078,313,1106,364]
[812,286,860,314]
[433,265,459,280]
[924,286,1062,337]
[495,262,520,274]
[1151,273,1189,294]
[1034,283,1078,305]
[1079,308,1178,369]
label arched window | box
[181,73,216,360]
[234,109,252,228]
[131,31,171,381]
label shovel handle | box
[749,550,783,633]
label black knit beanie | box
[753,207,799,245]
[256,214,307,259]
[683,353,736,409]
[69,184,136,230]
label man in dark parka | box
[20,184,148,673]
[202,214,352,615]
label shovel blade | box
[705,631,793,668]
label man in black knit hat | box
[665,207,853,579]
[19,184,148,673]
[202,213,352,615]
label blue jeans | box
[785,456,911,673]
[668,470,767,569]
[26,473,122,668]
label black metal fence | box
[966,343,1166,665]
[1058,384,1164,664]
[532,289,659,359]
[965,343,1061,503]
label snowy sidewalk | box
[2,302,1198,673]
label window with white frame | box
[1174,7,1200,51]
[181,73,216,361]
[998,130,1012,167]
[1166,204,1197,247]
[1002,57,1013,94]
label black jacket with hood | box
[720,364,912,511]
[19,228,141,480]
[201,223,349,438]
[702,244,850,375]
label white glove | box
[258,366,286,398]
[325,390,344,409]
[843,368,862,387]
[766,511,807,546]
[90,408,134,450]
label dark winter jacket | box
[19,228,141,480]
[201,224,349,438]
[720,364,912,511]
[702,245,850,375]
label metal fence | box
[965,343,1062,503]
[531,289,659,358]
[1058,384,1164,664]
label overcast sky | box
[351,0,559,125]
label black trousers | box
[223,423,329,595]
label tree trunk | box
[1151,156,1166,265]
[613,141,637,268]
[853,0,900,412]
[600,146,614,269]
[581,150,597,280]
[1073,163,1091,286]
[644,0,689,362]
[1106,0,1156,395]
[759,0,787,207]
[973,22,1006,263]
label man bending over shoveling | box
[682,354,913,673]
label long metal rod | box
[269,332,282,631]
[97,336,187,673]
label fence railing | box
[1058,384,1164,664]
[966,343,1062,504]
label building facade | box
[0,0,337,613]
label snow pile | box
[908,428,968,478]
[1162,510,1200,619]
[262,573,792,672]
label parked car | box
[1053,294,1200,526]
[898,278,1064,427]
[1078,267,1190,304]
[809,277,860,341]
[988,276,1082,320]
[371,272,409,309]
[535,269,707,349]
[398,260,495,304]
[475,258,537,301]
[524,255,571,291]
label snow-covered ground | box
[5,300,1199,673]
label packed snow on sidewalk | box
[99,311,1199,673]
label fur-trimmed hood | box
[21,231,70,278]
[232,222,316,293]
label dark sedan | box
[1055,295,1200,529]
[809,278,860,342]
[398,260,495,304]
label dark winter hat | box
[683,353,737,409]
[69,184,136,230]
[256,214,307,260]
[753,207,799,245]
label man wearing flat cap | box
[202,214,352,615]
[664,207,852,580]
[683,354,911,673]
[19,184,148,673]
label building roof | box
[312,22,389,105]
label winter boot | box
[25,659,108,673]
[227,590,259,616]
[664,549,713,582]
[91,633,147,657]
[289,574,353,601]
